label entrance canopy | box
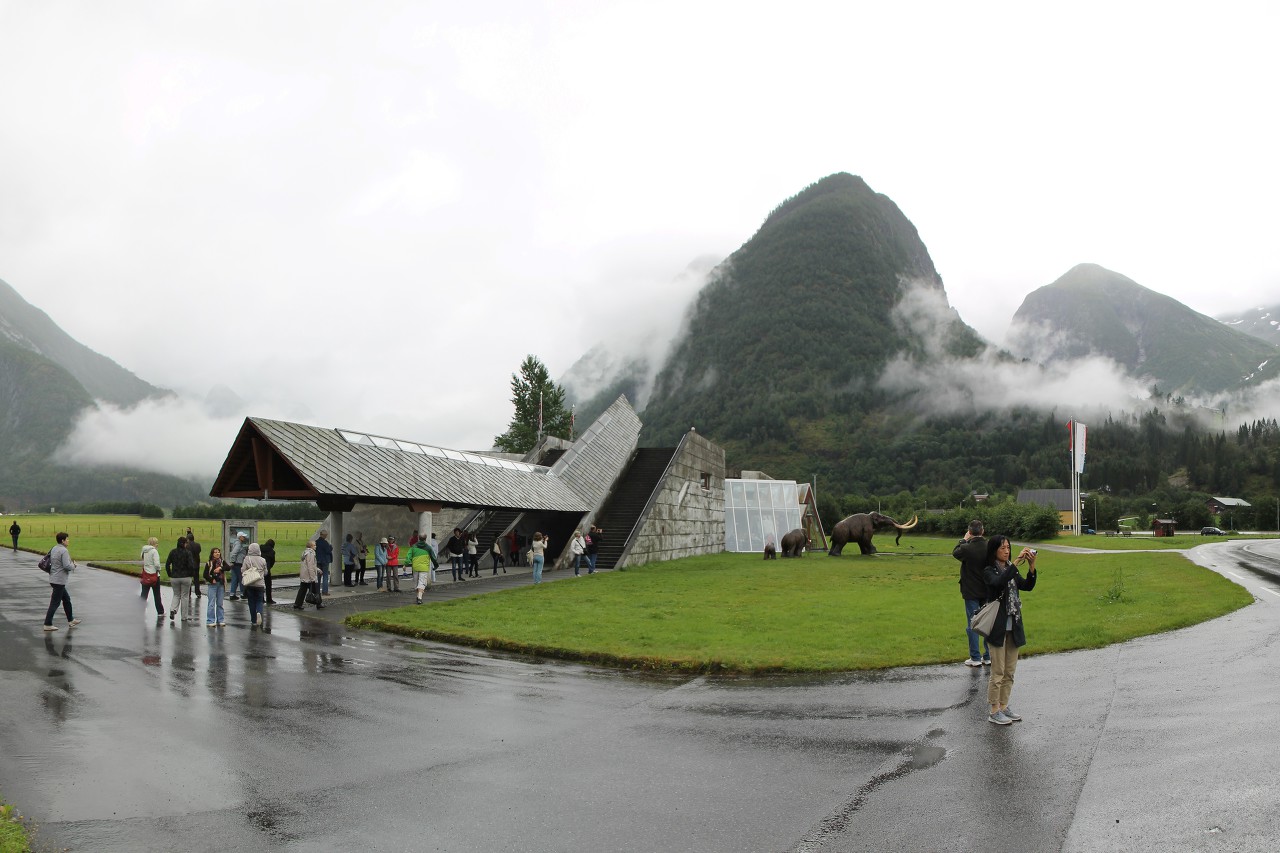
[211,416,593,514]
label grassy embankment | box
[348,536,1253,673]
[0,794,30,853]
[7,514,317,579]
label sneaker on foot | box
[982,658,991,666]
[988,711,1012,726]
[43,624,58,632]
[1002,707,1022,721]
[207,623,216,627]
[964,658,983,667]
[68,619,81,627]
[217,622,226,627]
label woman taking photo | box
[983,534,1037,726]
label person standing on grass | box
[228,532,248,601]
[140,537,165,617]
[165,536,197,623]
[407,536,440,605]
[43,532,80,631]
[342,533,358,587]
[315,530,333,595]
[9,520,19,552]
[952,519,990,668]
[983,535,1038,726]
[204,547,226,627]
[187,534,202,599]
[530,532,547,584]
[293,541,323,609]
[384,536,401,592]
[242,543,268,627]
[261,538,277,604]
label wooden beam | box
[251,435,272,494]
[406,501,444,513]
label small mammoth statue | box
[780,528,809,558]
[763,541,777,560]
[827,512,919,556]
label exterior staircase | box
[589,447,676,570]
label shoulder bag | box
[969,599,1001,639]
[242,564,265,587]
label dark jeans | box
[343,564,355,586]
[140,582,164,614]
[246,586,266,623]
[491,553,504,574]
[450,556,463,582]
[264,571,274,602]
[45,584,73,625]
[587,553,598,573]
[965,598,990,661]
[10,534,18,551]
[357,558,367,584]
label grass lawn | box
[1046,533,1253,550]
[0,795,30,853]
[347,547,1253,673]
[9,514,315,579]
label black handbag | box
[305,590,322,606]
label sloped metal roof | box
[210,395,643,514]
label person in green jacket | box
[406,538,440,605]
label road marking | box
[1227,572,1247,581]
[1263,588,1280,597]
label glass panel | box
[744,481,758,508]
[775,510,792,539]
[729,480,746,508]
[773,483,789,509]
[746,507,763,551]
[760,511,776,548]
[395,441,425,454]
[372,436,398,449]
[732,508,749,551]
[758,484,773,510]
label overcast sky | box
[3,2,1278,478]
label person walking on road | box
[242,543,268,626]
[204,547,226,627]
[983,535,1038,726]
[952,519,990,667]
[9,520,19,552]
[406,537,440,605]
[293,540,323,609]
[165,536,198,623]
[530,532,547,584]
[43,532,80,631]
[140,537,165,617]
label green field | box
[8,514,317,579]
[1044,532,1251,550]
[348,544,1253,673]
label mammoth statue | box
[780,528,809,558]
[827,512,919,556]
[763,541,777,560]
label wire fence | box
[9,518,317,544]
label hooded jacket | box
[141,544,161,577]
[241,543,267,588]
[299,546,319,583]
[166,542,197,579]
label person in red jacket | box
[384,536,401,592]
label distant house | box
[1016,489,1079,531]
[1152,518,1177,537]
[1207,496,1251,515]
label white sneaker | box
[964,658,983,667]
[988,711,1012,726]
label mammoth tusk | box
[895,515,919,530]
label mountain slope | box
[1011,264,1280,394]
[638,173,983,453]
[1219,302,1280,347]
[0,276,165,406]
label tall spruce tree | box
[494,355,573,453]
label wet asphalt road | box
[1,542,1277,852]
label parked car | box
[1201,526,1225,536]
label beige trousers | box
[987,633,1020,707]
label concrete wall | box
[617,430,726,568]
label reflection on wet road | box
[1,542,1278,851]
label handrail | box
[611,436,688,569]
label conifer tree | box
[494,355,572,453]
